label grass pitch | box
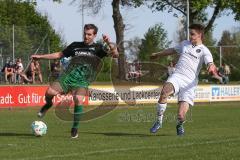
[0,102,240,160]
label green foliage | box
[147,0,240,33]
[234,29,240,44]
[95,57,112,82]
[70,0,145,81]
[204,30,217,46]
[0,0,65,82]
[204,30,219,67]
[139,23,171,61]
[218,31,236,45]
[95,57,120,82]
[229,0,240,20]
[121,0,145,7]
[217,29,240,81]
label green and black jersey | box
[58,42,108,93]
[62,42,108,58]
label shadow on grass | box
[80,131,170,137]
[0,132,34,137]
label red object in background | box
[0,86,88,108]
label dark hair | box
[189,23,205,31]
[84,24,98,34]
[189,23,205,39]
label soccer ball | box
[31,121,47,137]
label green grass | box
[0,102,240,160]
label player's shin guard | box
[156,103,167,124]
[72,105,83,129]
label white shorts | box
[166,73,197,106]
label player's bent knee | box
[159,83,174,103]
[159,90,169,102]
[46,88,58,96]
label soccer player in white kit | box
[150,24,221,136]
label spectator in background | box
[4,61,14,83]
[29,59,43,84]
[218,64,225,77]
[14,58,24,83]
[1,60,10,83]
[126,62,142,82]
[214,64,228,84]
[167,61,175,77]
[224,63,231,75]
[224,63,230,83]
[50,60,61,80]
[14,58,32,84]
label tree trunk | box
[112,0,126,80]
[204,1,221,34]
[189,1,221,34]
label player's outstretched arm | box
[150,48,177,60]
[207,63,218,76]
[102,34,119,58]
[108,43,118,58]
[31,52,64,60]
[207,62,224,83]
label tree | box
[146,0,240,35]
[124,37,141,62]
[218,30,240,81]
[112,0,126,80]
[174,16,186,43]
[218,31,236,46]
[204,29,219,64]
[70,0,144,80]
[0,0,64,55]
[233,27,240,44]
[139,23,171,61]
[0,0,64,81]
[137,24,171,82]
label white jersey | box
[173,40,213,82]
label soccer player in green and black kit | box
[31,24,118,138]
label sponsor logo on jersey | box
[73,48,95,56]
[185,51,198,59]
[196,49,201,53]
[89,47,95,51]
[74,51,92,56]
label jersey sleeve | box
[96,43,108,58]
[174,40,186,54]
[203,47,213,65]
[62,42,75,58]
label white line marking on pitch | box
[0,144,17,147]
[8,137,240,160]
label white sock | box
[156,103,167,123]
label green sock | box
[72,105,83,129]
